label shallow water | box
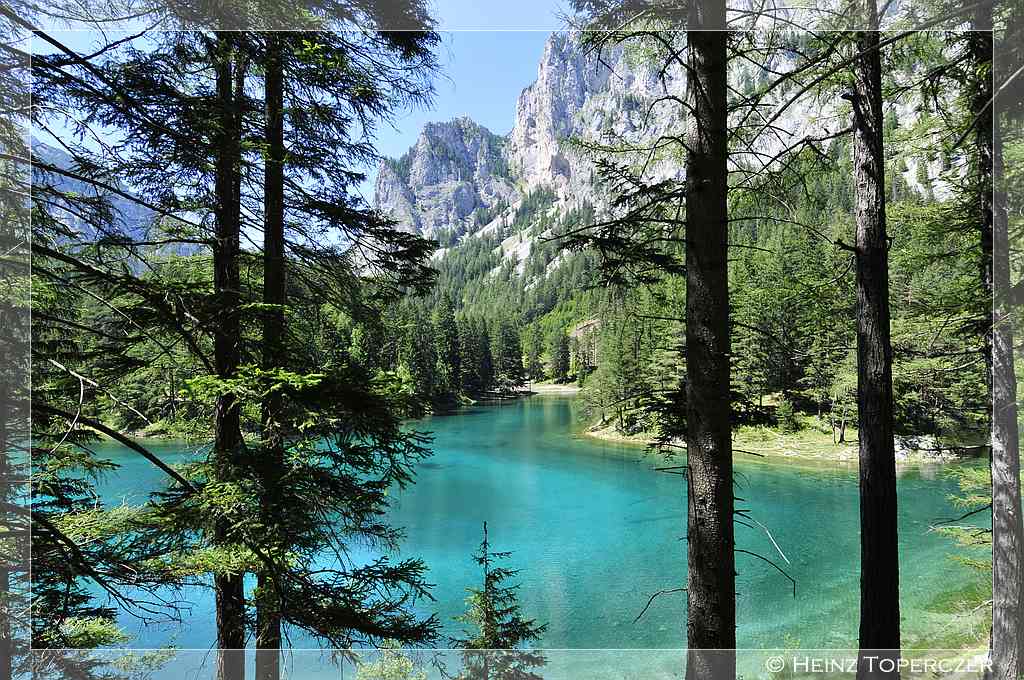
[89,395,982,660]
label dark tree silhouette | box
[682,1,736,678]
[846,1,900,676]
[255,29,286,680]
[209,32,248,680]
[989,4,1024,676]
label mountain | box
[374,32,685,252]
[374,30,948,284]
[507,31,683,197]
[374,117,516,242]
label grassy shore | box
[582,421,858,470]
[529,381,582,395]
[582,413,978,468]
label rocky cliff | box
[507,31,683,196]
[374,117,517,241]
[374,32,684,245]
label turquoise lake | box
[89,395,984,676]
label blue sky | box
[380,31,551,149]
[370,31,552,165]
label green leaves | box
[138,546,260,580]
[355,641,428,680]
[54,504,150,545]
[185,365,325,404]
[48,617,131,649]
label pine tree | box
[521,324,544,382]
[1,10,31,678]
[209,33,247,679]
[491,320,525,392]
[27,13,443,670]
[969,6,1024,678]
[682,7,736,676]
[548,332,570,384]
[459,317,494,395]
[255,29,285,680]
[401,308,438,405]
[453,523,547,680]
[350,322,385,374]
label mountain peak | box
[375,116,516,241]
[374,31,683,241]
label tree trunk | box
[989,34,1024,679]
[684,2,735,678]
[212,32,247,680]
[972,8,995,423]
[850,7,900,678]
[0,565,8,680]
[256,31,285,680]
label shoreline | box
[528,382,582,395]
[101,392,987,653]
[120,391,982,473]
[580,421,980,470]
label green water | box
[93,395,982,655]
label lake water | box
[87,395,985,676]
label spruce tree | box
[969,6,1024,677]
[492,320,525,392]
[548,333,570,384]
[521,325,544,383]
[453,523,547,680]
[432,294,461,401]
[682,4,736,675]
[27,10,443,671]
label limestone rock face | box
[374,161,420,234]
[374,32,685,239]
[507,32,602,193]
[507,32,684,198]
[372,25,940,280]
[373,117,516,241]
